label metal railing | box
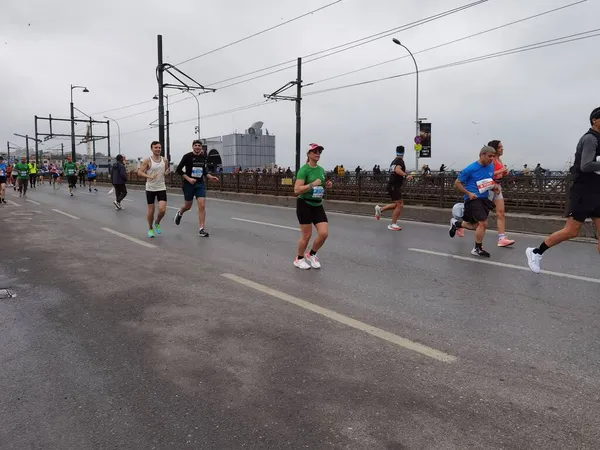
[97,172,572,215]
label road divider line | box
[101,227,157,248]
[409,248,600,284]
[5,199,20,207]
[51,209,80,220]
[26,199,41,205]
[222,273,457,363]
[231,217,299,231]
[167,206,179,210]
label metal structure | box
[13,133,41,162]
[70,85,89,160]
[104,116,121,154]
[5,141,23,161]
[264,57,302,173]
[156,34,216,159]
[152,94,171,161]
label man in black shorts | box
[449,146,498,257]
[526,107,600,273]
[375,145,413,230]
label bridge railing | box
[96,172,571,215]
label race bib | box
[596,156,600,175]
[67,169,75,175]
[476,178,494,194]
[20,171,28,177]
[90,170,96,175]
[191,166,203,178]
[0,169,4,176]
[312,186,324,199]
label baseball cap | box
[396,145,405,156]
[308,143,324,152]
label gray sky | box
[1,0,598,171]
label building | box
[204,121,276,173]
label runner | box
[375,145,413,230]
[0,156,7,204]
[448,146,499,257]
[487,140,515,247]
[50,163,59,189]
[63,156,78,197]
[78,163,86,187]
[87,160,98,192]
[526,107,600,273]
[293,143,333,269]
[6,162,13,189]
[28,161,37,189]
[173,140,219,237]
[111,154,128,210]
[15,156,30,197]
[138,141,169,238]
[11,162,18,190]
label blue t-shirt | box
[87,163,97,178]
[0,162,6,177]
[458,161,495,201]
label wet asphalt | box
[0,183,599,449]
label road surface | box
[1,183,599,449]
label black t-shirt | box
[388,157,406,187]
[176,151,208,184]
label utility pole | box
[13,133,41,162]
[166,109,170,162]
[34,115,39,166]
[61,143,64,159]
[157,35,165,157]
[264,57,303,173]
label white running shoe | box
[305,253,321,269]
[375,205,382,220]
[387,223,401,231]
[526,247,542,274]
[294,258,311,270]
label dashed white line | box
[101,227,157,248]
[222,273,457,363]
[26,199,41,205]
[231,217,299,231]
[409,248,600,284]
[51,209,80,220]
[5,199,20,207]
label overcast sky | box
[1,0,598,171]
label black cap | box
[116,154,123,162]
[192,139,202,146]
[590,107,600,125]
[396,145,405,156]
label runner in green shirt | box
[63,156,78,197]
[15,156,30,197]
[293,143,333,270]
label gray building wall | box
[220,133,275,172]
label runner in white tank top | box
[138,141,170,238]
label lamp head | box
[153,95,159,100]
[82,88,89,93]
[392,38,401,46]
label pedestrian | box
[526,107,600,273]
[111,154,128,210]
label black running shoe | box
[449,219,457,238]
[471,247,490,258]
[198,228,209,237]
[173,210,182,225]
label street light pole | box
[392,39,419,173]
[104,116,121,154]
[70,84,89,161]
[153,94,170,161]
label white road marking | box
[122,199,134,202]
[167,206,179,210]
[231,217,299,231]
[222,273,457,363]
[101,227,157,248]
[51,209,80,220]
[409,248,600,285]
[26,199,41,205]
[5,200,20,207]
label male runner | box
[111,155,128,210]
[15,156,30,197]
[0,156,7,203]
[63,156,78,197]
[78,163,86,187]
[138,141,169,238]
[87,160,98,192]
[173,140,219,237]
[448,146,498,257]
[28,161,37,189]
[375,145,413,230]
[526,107,600,273]
[11,162,18,190]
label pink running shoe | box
[457,228,465,238]
[497,237,515,247]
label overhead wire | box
[174,0,344,66]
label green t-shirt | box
[15,163,30,179]
[64,162,77,176]
[297,163,326,206]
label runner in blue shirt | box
[87,161,98,192]
[448,146,499,258]
[0,156,7,203]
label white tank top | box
[145,156,166,192]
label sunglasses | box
[309,148,323,154]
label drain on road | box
[0,289,16,299]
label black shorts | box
[296,198,328,225]
[387,183,403,201]
[567,187,600,223]
[146,190,167,204]
[0,177,6,184]
[67,175,78,188]
[88,177,96,182]
[463,198,495,223]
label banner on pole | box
[419,122,431,158]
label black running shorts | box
[146,190,167,204]
[567,186,600,223]
[0,177,6,184]
[67,175,77,188]
[463,198,495,223]
[387,183,403,201]
[296,198,328,225]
